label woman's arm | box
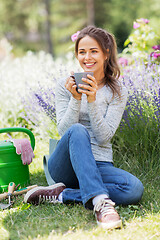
[56,78,81,136]
[88,85,128,145]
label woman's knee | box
[133,178,144,202]
[126,177,144,205]
[68,123,90,138]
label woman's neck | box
[95,74,106,89]
[97,80,106,89]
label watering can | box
[0,127,35,193]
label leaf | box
[124,39,131,47]
[21,203,31,211]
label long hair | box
[75,26,121,98]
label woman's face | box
[77,35,107,80]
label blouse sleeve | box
[55,78,81,136]
[88,84,128,145]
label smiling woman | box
[75,26,121,98]
[24,26,144,230]
[76,36,107,88]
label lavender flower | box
[34,93,56,121]
[120,58,160,132]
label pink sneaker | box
[24,183,66,205]
[93,198,122,229]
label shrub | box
[122,18,160,64]
[113,59,160,172]
[0,50,79,138]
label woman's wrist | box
[72,94,82,101]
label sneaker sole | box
[24,183,66,203]
[97,219,122,229]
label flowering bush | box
[121,60,159,129]
[116,59,160,165]
[123,18,160,63]
[150,45,160,60]
[0,49,79,138]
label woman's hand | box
[65,72,82,100]
[78,74,98,103]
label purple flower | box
[34,93,56,121]
[152,45,160,50]
[120,58,160,133]
[71,31,80,42]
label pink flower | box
[154,53,160,59]
[140,18,150,24]
[133,18,150,29]
[133,22,140,29]
[118,57,128,66]
[71,31,80,42]
[150,52,160,59]
[152,45,160,50]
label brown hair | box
[75,26,121,97]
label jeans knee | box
[69,123,90,139]
[136,179,144,201]
[129,178,144,204]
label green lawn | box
[0,137,160,240]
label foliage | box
[0,0,49,55]
[0,0,160,56]
[123,18,160,61]
[0,49,54,130]
[0,48,80,138]
[114,60,160,172]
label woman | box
[24,26,144,229]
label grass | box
[0,136,160,240]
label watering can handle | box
[0,127,35,150]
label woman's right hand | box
[65,72,82,100]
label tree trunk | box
[44,0,54,56]
[86,0,95,26]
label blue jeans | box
[48,123,144,209]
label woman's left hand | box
[78,74,98,103]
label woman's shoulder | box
[103,80,128,97]
[101,80,128,104]
[119,80,128,97]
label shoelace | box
[93,198,117,216]
[39,195,58,204]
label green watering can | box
[0,127,35,193]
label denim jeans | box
[48,123,144,209]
